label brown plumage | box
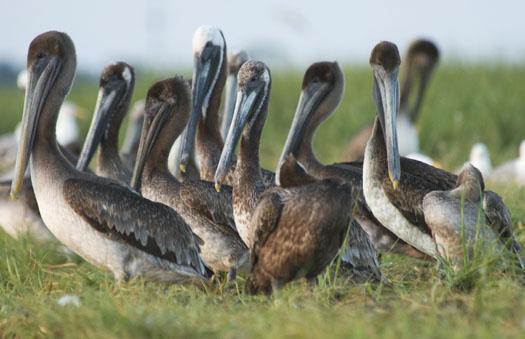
[277,61,429,260]
[10,31,208,284]
[363,41,520,262]
[76,62,135,184]
[130,77,248,277]
[246,170,354,295]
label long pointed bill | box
[76,88,119,171]
[10,58,60,200]
[175,46,221,175]
[130,103,171,191]
[276,82,328,184]
[214,90,258,191]
[375,67,401,189]
[220,74,238,139]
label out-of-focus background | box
[1,0,525,168]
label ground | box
[0,64,524,338]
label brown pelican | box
[10,31,208,283]
[175,25,227,182]
[489,140,525,187]
[276,61,429,260]
[423,164,523,268]
[214,60,272,248]
[343,39,439,162]
[277,154,382,283]
[221,50,249,139]
[175,26,274,186]
[245,160,355,294]
[130,77,248,279]
[76,62,135,184]
[362,41,523,265]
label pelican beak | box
[130,102,171,191]
[221,72,239,139]
[11,57,61,200]
[215,87,261,189]
[76,83,125,171]
[374,66,401,188]
[276,81,329,184]
[175,44,222,175]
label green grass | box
[1,64,525,338]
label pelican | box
[176,26,274,186]
[214,60,274,249]
[221,50,249,139]
[245,155,357,294]
[76,62,135,184]
[362,41,522,264]
[10,31,208,283]
[130,77,248,279]
[277,154,382,283]
[423,164,523,269]
[489,140,525,187]
[276,61,429,260]
[175,25,227,182]
[343,39,439,162]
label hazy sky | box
[2,0,525,72]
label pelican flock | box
[1,26,523,295]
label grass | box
[1,64,525,338]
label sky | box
[1,0,525,73]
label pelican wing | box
[179,179,235,230]
[250,190,284,267]
[63,178,206,275]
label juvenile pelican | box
[277,154,382,283]
[175,25,227,181]
[221,50,249,139]
[215,61,272,249]
[276,61,429,259]
[76,62,135,184]
[246,157,356,294]
[176,27,274,186]
[423,164,523,268]
[362,42,521,263]
[489,140,525,187]
[343,39,439,161]
[10,31,208,283]
[130,77,248,279]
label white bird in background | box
[489,140,525,187]
[455,143,493,179]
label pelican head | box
[11,31,76,199]
[214,60,271,191]
[276,61,344,182]
[370,41,401,188]
[457,163,485,201]
[76,62,135,171]
[228,50,249,75]
[176,25,226,174]
[131,77,191,191]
